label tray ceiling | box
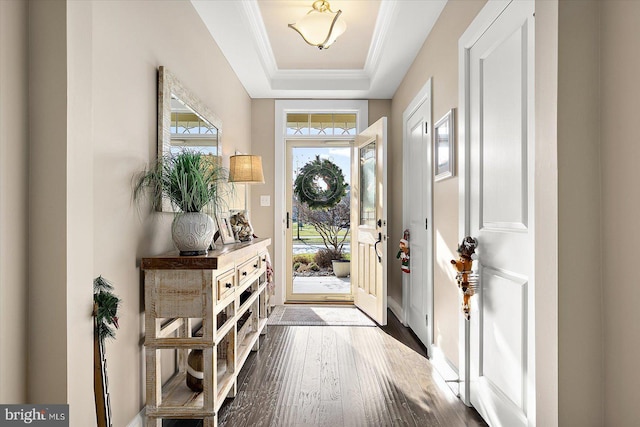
[191,0,446,99]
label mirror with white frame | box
[158,66,223,212]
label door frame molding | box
[401,78,433,347]
[274,100,368,305]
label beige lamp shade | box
[229,155,265,183]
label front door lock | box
[374,232,382,263]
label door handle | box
[286,212,290,229]
[374,232,382,263]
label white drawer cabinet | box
[141,238,271,427]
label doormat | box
[267,305,376,327]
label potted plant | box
[331,259,350,278]
[135,150,229,255]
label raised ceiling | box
[191,0,447,99]
[260,0,380,70]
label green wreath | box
[294,156,347,209]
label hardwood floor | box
[167,310,486,427]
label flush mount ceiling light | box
[288,0,347,50]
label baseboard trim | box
[126,408,145,427]
[387,296,405,324]
[430,345,460,397]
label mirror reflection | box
[170,95,219,156]
[158,66,224,212]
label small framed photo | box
[230,210,254,242]
[216,213,236,245]
[434,108,455,182]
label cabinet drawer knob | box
[242,272,248,276]
[225,282,233,288]
[253,263,258,268]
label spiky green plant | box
[134,150,230,213]
[93,276,121,341]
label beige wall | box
[0,0,29,403]
[557,1,604,425]
[250,99,276,258]
[391,0,486,368]
[90,1,252,425]
[601,2,640,425]
[28,0,70,405]
[9,0,251,425]
[537,1,640,424]
[68,1,98,420]
[18,1,95,416]
[368,99,392,125]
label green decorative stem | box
[93,276,121,342]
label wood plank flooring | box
[167,310,486,427]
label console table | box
[141,238,271,427]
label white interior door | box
[351,118,387,325]
[405,99,433,349]
[466,1,535,426]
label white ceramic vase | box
[332,259,351,278]
[171,212,215,256]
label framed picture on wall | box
[216,213,236,245]
[434,108,455,182]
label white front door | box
[465,1,535,425]
[351,118,387,325]
[405,97,433,349]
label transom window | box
[287,113,357,136]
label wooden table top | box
[141,237,271,270]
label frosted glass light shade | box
[229,155,265,183]
[288,0,346,50]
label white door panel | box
[481,268,527,409]
[466,1,535,426]
[352,118,387,325]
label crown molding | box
[364,0,397,76]
[241,0,278,76]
